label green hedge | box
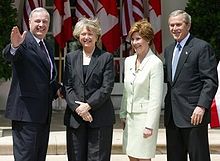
[185,0,220,61]
[0,0,17,80]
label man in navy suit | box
[164,10,218,161]
[3,7,61,161]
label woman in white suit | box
[120,20,164,161]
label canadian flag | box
[22,0,45,31]
[96,0,121,53]
[149,0,162,54]
[53,0,73,48]
[210,62,220,128]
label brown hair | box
[128,19,154,46]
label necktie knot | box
[39,40,43,46]
[177,43,182,51]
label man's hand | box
[191,106,205,125]
[56,88,64,99]
[11,26,27,48]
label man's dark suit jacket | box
[3,32,60,124]
[164,35,218,128]
[64,47,115,128]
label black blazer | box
[3,32,60,124]
[164,35,218,128]
[64,47,115,128]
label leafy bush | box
[0,0,17,80]
[185,0,220,60]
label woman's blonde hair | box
[73,17,102,41]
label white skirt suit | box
[120,49,164,159]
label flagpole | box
[144,0,149,18]
[58,47,62,83]
[57,46,64,110]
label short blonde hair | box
[73,17,101,41]
[129,19,154,46]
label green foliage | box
[185,0,220,60]
[0,0,17,80]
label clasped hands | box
[75,101,93,122]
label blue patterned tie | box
[172,43,182,81]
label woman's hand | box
[81,111,93,122]
[143,128,153,138]
[75,101,91,117]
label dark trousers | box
[166,118,210,161]
[66,124,113,161]
[12,121,50,161]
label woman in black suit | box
[64,17,115,161]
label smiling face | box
[29,10,50,39]
[131,32,149,56]
[168,14,191,42]
[79,27,97,52]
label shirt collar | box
[177,33,190,48]
[31,33,44,44]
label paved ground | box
[1,154,220,161]
[1,110,220,161]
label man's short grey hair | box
[29,7,50,22]
[169,10,191,24]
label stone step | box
[0,128,220,155]
[1,154,220,161]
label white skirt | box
[122,112,159,159]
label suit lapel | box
[27,32,50,72]
[138,49,154,71]
[167,44,175,83]
[85,47,100,83]
[173,47,191,82]
[76,51,84,83]
[128,55,136,76]
[45,43,57,81]
[172,36,193,83]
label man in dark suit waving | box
[164,10,218,161]
[3,7,61,161]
